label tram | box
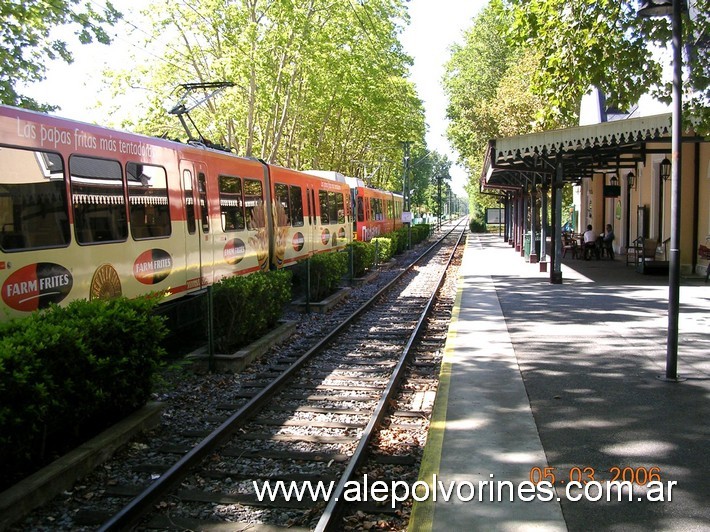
[0,105,354,320]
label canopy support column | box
[541,181,549,264]
[530,176,538,264]
[551,158,563,284]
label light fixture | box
[637,0,673,17]
[626,171,636,189]
[609,174,619,187]
[660,157,671,181]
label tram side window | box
[336,192,345,223]
[373,198,382,221]
[387,200,393,221]
[334,192,345,224]
[183,170,196,234]
[198,173,209,233]
[127,162,171,239]
[70,155,127,244]
[219,175,244,231]
[357,196,365,222]
[319,190,329,224]
[244,179,264,229]
[328,192,338,224]
[0,147,69,251]
[290,185,304,226]
[274,183,291,226]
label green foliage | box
[507,0,709,134]
[420,153,453,217]
[446,0,710,207]
[107,0,426,189]
[211,270,292,353]
[0,0,121,110]
[444,0,577,219]
[393,228,408,254]
[306,252,348,302]
[470,218,487,233]
[348,241,376,278]
[0,296,166,489]
[370,233,399,263]
[411,223,431,244]
[371,235,395,263]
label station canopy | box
[481,113,674,191]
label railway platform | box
[409,232,710,531]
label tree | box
[105,0,425,186]
[443,0,569,220]
[0,0,121,111]
[508,0,709,133]
[444,0,517,168]
[424,152,453,219]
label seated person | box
[602,224,615,259]
[583,224,597,259]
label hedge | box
[0,296,167,490]
[348,240,376,278]
[371,235,395,263]
[306,251,348,301]
[211,269,292,353]
[370,223,432,264]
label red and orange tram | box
[347,177,403,242]
[0,105,352,320]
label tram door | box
[306,185,317,255]
[180,161,205,290]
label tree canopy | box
[444,0,709,212]
[509,0,709,132]
[0,0,121,111]
[101,0,426,193]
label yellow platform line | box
[407,275,463,532]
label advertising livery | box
[0,104,373,320]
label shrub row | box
[0,296,167,490]
[306,251,349,301]
[470,218,487,233]
[211,269,293,353]
[348,240,376,278]
[372,223,432,263]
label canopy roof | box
[482,113,674,190]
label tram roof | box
[481,113,678,191]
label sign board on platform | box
[486,207,504,224]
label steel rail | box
[314,223,466,531]
[98,219,467,531]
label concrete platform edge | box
[407,276,463,532]
[0,401,164,531]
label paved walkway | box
[409,232,710,531]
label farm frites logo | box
[292,232,305,252]
[133,249,172,285]
[224,238,246,265]
[2,263,73,312]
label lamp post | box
[401,141,411,249]
[638,0,682,382]
[437,175,442,231]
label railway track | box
[11,220,466,531]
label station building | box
[480,89,709,283]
